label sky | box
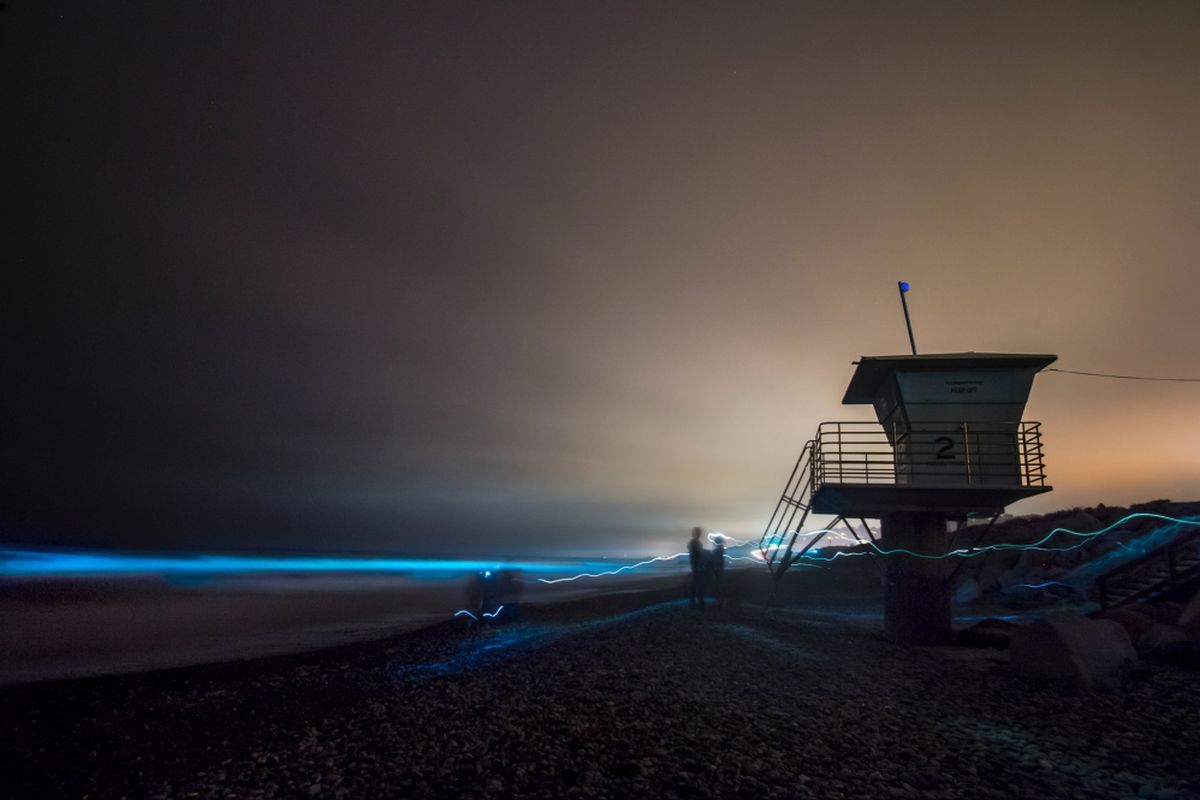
[3,2,1199,558]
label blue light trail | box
[536,553,689,584]
[454,605,505,621]
[784,512,1200,563]
[532,513,1199,587]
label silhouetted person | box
[688,526,707,609]
[709,534,726,609]
[496,568,524,622]
[467,569,499,621]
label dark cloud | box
[4,2,1199,556]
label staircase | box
[758,440,818,576]
[758,439,882,580]
[1096,523,1200,610]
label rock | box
[1179,587,1200,627]
[1013,550,1043,582]
[1010,612,1137,691]
[955,618,1019,649]
[976,556,1009,591]
[1154,601,1185,625]
[1182,616,1200,665]
[1062,510,1102,533]
[1124,601,1175,625]
[954,578,981,604]
[1096,608,1154,643]
[998,568,1026,590]
[1135,624,1191,662]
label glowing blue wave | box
[7,513,1193,595]
[0,549,596,578]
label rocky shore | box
[2,591,1198,799]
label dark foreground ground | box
[2,592,1198,800]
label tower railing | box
[811,420,1047,492]
[757,440,816,574]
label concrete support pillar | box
[880,512,952,645]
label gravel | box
[2,592,1198,799]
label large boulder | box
[998,567,1025,589]
[955,617,1019,649]
[1010,612,1137,691]
[1135,623,1191,662]
[953,578,981,605]
[1179,587,1200,628]
[1096,607,1155,643]
[976,556,1010,591]
[1176,610,1200,658]
[1061,510,1102,532]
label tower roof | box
[841,352,1057,405]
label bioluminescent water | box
[0,541,766,584]
[0,549,676,581]
[4,513,1193,594]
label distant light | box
[707,531,751,547]
[899,281,911,293]
[484,570,492,578]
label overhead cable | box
[1045,367,1200,383]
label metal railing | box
[1097,524,1200,610]
[811,420,1047,491]
[757,440,816,572]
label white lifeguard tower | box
[760,352,1055,644]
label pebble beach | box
[2,589,1198,799]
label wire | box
[1045,368,1200,383]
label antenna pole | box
[897,281,917,355]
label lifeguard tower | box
[759,352,1055,644]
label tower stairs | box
[1096,523,1200,611]
[757,439,878,579]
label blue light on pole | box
[897,281,916,354]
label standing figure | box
[709,534,726,609]
[688,526,707,610]
[467,569,499,619]
[496,569,524,622]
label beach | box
[0,562,693,685]
[3,585,1197,799]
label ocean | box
[0,548,699,684]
